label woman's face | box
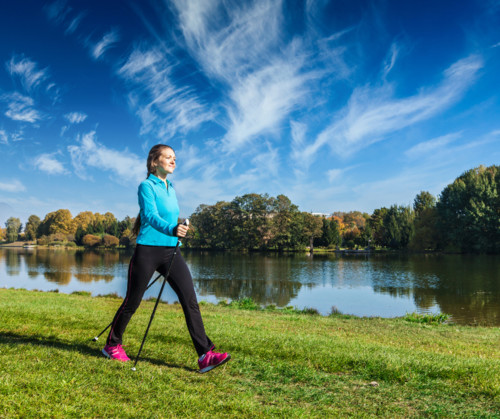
[155,148,176,176]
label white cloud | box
[91,29,120,60]
[405,132,461,158]
[66,12,85,34]
[304,55,484,163]
[172,0,316,153]
[0,130,8,144]
[290,120,308,176]
[6,56,49,92]
[34,153,67,175]
[117,45,215,139]
[64,112,87,124]
[222,55,312,152]
[68,131,144,182]
[327,169,343,183]
[383,43,399,79]
[0,179,26,192]
[174,0,283,80]
[176,141,204,173]
[2,92,43,123]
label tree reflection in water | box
[1,248,499,325]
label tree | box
[301,213,323,252]
[73,211,94,232]
[410,191,439,251]
[343,226,361,249]
[24,215,41,241]
[383,205,414,249]
[268,195,298,250]
[437,165,499,253]
[103,212,118,236]
[38,209,75,236]
[230,193,273,249]
[190,201,233,249]
[102,234,119,247]
[82,234,101,247]
[317,217,341,248]
[409,207,440,251]
[5,217,22,242]
[367,208,388,247]
[118,216,134,238]
[119,228,135,247]
[413,191,436,216]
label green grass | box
[1,289,499,418]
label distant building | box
[310,212,331,217]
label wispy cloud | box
[6,56,49,92]
[405,132,462,158]
[304,54,484,162]
[34,153,67,175]
[327,168,344,183]
[64,112,87,124]
[290,120,308,176]
[2,92,43,123]
[117,45,214,139]
[0,130,8,144]
[43,0,70,25]
[176,141,204,173]
[66,12,85,34]
[223,55,312,152]
[382,43,399,79]
[0,179,26,192]
[91,29,120,60]
[171,0,316,153]
[68,131,144,182]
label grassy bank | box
[1,289,499,417]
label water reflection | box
[1,248,499,325]
[189,252,304,307]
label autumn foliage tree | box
[82,234,101,247]
[38,209,75,236]
[102,234,119,247]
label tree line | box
[2,210,136,248]
[1,165,498,253]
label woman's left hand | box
[175,223,189,238]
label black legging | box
[106,244,213,357]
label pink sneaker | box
[102,344,130,362]
[198,350,231,373]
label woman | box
[103,144,230,373]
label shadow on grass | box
[0,331,197,372]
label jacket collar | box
[148,173,172,187]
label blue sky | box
[1,0,499,225]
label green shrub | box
[404,312,450,324]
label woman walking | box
[103,144,230,373]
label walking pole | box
[131,219,188,371]
[91,273,163,342]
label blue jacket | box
[136,174,179,247]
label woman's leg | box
[106,246,159,346]
[159,249,213,357]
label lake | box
[1,247,499,325]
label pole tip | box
[92,337,98,341]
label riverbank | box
[1,288,499,417]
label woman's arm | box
[138,182,176,236]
